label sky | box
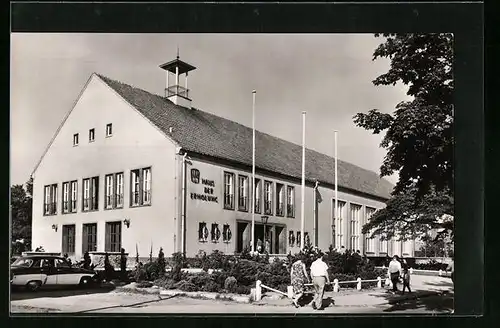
[10,33,409,186]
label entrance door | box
[237,222,250,253]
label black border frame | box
[6,0,488,325]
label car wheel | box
[26,280,42,292]
[79,276,92,288]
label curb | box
[116,285,251,304]
[387,290,448,305]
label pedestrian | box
[401,266,411,294]
[256,238,263,254]
[265,239,271,254]
[290,258,310,308]
[310,253,331,310]
[387,255,402,294]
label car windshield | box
[11,258,34,267]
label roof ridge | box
[96,73,394,198]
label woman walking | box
[290,258,310,308]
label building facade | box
[31,56,415,261]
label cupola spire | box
[159,51,196,108]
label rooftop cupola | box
[159,50,196,108]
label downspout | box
[181,153,187,255]
[313,180,319,247]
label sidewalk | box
[255,274,453,308]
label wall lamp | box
[51,224,58,232]
[123,218,131,228]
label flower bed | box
[129,244,386,296]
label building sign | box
[191,169,200,184]
[190,170,218,203]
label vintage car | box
[10,255,98,291]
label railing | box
[252,276,384,301]
[376,266,452,277]
[165,85,190,99]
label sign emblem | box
[191,169,200,184]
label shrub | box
[154,276,177,290]
[235,285,252,295]
[104,252,116,281]
[170,252,186,282]
[175,280,198,292]
[120,248,128,281]
[134,263,148,282]
[224,276,238,293]
[157,248,166,277]
[413,260,448,271]
[202,281,220,293]
[83,251,91,270]
[144,261,161,281]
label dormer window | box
[73,133,79,146]
[89,128,95,142]
[106,123,113,137]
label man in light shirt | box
[387,255,402,294]
[309,253,331,310]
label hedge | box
[131,245,387,295]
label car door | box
[40,258,57,286]
[55,258,78,285]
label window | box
[237,175,248,211]
[276,183,285,216]
[288,230,295,247]
[70,181,77,212]
[379,233,388,254]
[105,221,122,252]
[254,178,262,214]
[286,186,295,218]
[365,207,376,253]
[62,181,78,214]
[223,172,235,210]
[89,128,95,142]
[55,258,71,268]
[403,240,412,255]
[296,231,301,248]
[105,172,124,209]
[106,123,113,137]
[82,223,97,253]
[130,167,151,207]
[73,133,79,146]
[198,222,208,242]
[82,176,99,211]
[62,225,75,254]
[333,200,346,248]
[43,184,58,215]
[222,224,232,243]
[211,223,221,243]
[115,173,124,208]
[350,204,362,251]
[62,182,69,213]
[264,181,273,215]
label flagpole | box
[251,90,256,254]
[334,130,339,249]
[301,111,306,250]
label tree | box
[354,34,454,240]
[11,179,33,255]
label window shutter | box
[105,223,110,252]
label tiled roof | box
[97,74,394,200]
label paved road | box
[10,290,453,314]
[10,275,454,314]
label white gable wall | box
[32,74,179,260]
